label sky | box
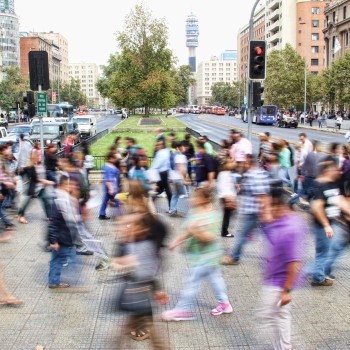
[15,0,261,67]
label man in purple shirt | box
[259,183,306,350]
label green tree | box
[97,4,176,116]
[306,73,324,110]
[264,44,305,108]
[59,78,87,107]
[171,65,194,106]
[0,66,28,111]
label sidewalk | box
[0,186,349,349]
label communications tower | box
[186,13,199,104]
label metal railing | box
[185,127,221,152]
[56,128,109,159]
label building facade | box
[297,0,328,74]
[20,35,59,84]
[32,31,69,83]
[323,0,350,67]
[196,56,238,106]
[68,62,100,108]
[0,0,19,80]
[237,4,265,81]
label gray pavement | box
[0,186,350,350]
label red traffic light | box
[255,46,264,55]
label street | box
[178,114,347,151]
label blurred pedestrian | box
[44,144,58,185]
[162,187,233,321]
[258,183,306,350]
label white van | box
[72,115,97,138]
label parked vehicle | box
[71,115,97,138]
[0,117,8,128]
[114,109,123,117]
[8,124,32,137]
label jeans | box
[46,170,57,185]
[303,176,316,201]
[18,188,51,218]
[156,171,172,208]
[324,224,348,278]
[231,213,260,262]
[259,286,293,350]
[48,245,77,285]
[221,198,233,236]
[0,199,11,226]
[175,265,229,311]
[169,180,185,213]
[311,224,333,283]
[99,191,118,217]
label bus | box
[47,103,74,119]
[252,105,278,125]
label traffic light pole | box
[38,84,44,162]
[247,0,261,142]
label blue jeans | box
[169,180,185,213]
[231,213,260,262]
[175,265,229,311]
[303,176,316,201]
[324,224,348,278]
[311,224,333,283]
[99,191,118,217]
[48,246,77,285]
[0,199,11,226]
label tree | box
[59,78,87,107]
[97,4,176,116]
[0,66,28,112]
[264,44,305,108]
[306,73,324,110]
[171,65,195,106]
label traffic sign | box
[37,92,47,113]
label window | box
[312,33,319,40]
[346,32,349,47]
[333,11,336,22]
[312,20,319,27]
[311,46,319,53]
[344,6,347,20]
[311,59,319,66]
[311,7,320,15]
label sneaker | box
[62,261,69,267]
[211,303,233,316]
[98,215,110,220]
[311,279,333,287]
[325,274,336,281]
[76,250,94,256]
[168,211,178,217]
[4,223,15,230]
[95,261,109,271]
[161,309,195,322]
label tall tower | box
[0,0,20,80]
[186,13,199,104]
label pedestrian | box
[217,158,237,237]
[258,182,306,350]
[194,143,217,189]
[309,160,350,286]
[308,113,314,127]
[336,114,343,131]
[222,155,270,265]
[63,132,76,157]
[98,151,120,220]
[317,114,323,128]
[230,130,252,174]
[162,187,233,321]
[44,144,58,185]
[18,152,54,224]
[168,142,188,216]
[182,133,195,182]
[0,260,22,305]
[202,135,214,155]
[48,175,81,289]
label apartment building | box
[69,62,100,108]
[323,0,350,67]
[196,56,237,106]
[297,0,329,74]
[237,3,265,81]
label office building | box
[196,56,238,106]
[69,62,100,108]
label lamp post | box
[300,21,307,115]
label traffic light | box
[23,91,36,117]
[27,91,34,104]
[28,104,36,117]
[249,40,267,80]
[252,82,264,108]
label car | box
[114,109,123,117]
[277,116,298,128]
[0,117,8,129]
[8,124,32,137]
[30,122,68,150]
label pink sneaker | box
[211,303,233,316]
[161,309,196,322]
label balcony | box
[267,0,279,11]
[269,31,280,44]
[268,9,280,22]
[269,18,281,32]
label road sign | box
[37,92,47,113]
[52,91,56,103]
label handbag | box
[118,279,153,314]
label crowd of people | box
[0,125,350,350]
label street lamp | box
[300,21,307,115]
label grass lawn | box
[90,130,187,157]
[116,116,186,129]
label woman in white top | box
[336,115,343,130]
[217,159,237,237]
